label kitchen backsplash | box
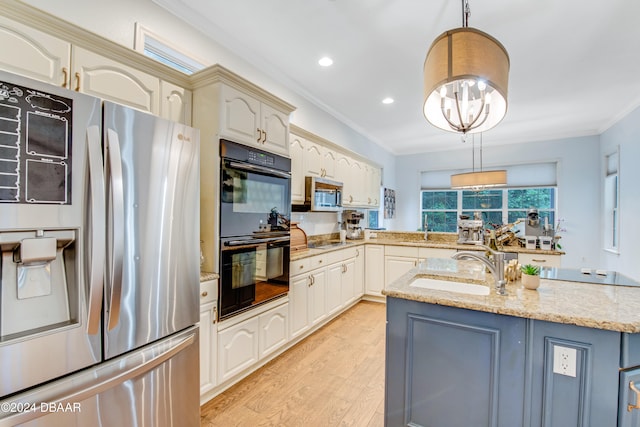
[291,212,342,236]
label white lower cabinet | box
[385,256,418,286]
[327,262,344,316]
[199,301,217,395]
[217,316,260,384]
[308,269,328,327]
[289,273,311,340]
[258,303,288,359]
[365,244,385,296]
[217,302,289,384]
[384,246,457,287]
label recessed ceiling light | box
[382,97,394,104]
[318,57,333,67]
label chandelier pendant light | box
[423,0,510,135]
[451,133,507,189]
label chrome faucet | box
[451,245,507,295]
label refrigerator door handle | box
[0,330,197,427]
[105,128,125,331]
[86,126,106,335]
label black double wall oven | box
[219,139,291,320]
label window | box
[603,149,620,252]
[421,187,557,232]
[134,24,207,75]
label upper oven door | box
[220,159,291,238]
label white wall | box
[21,0,396,191]
[394,136,602,270]
[600,106,640,281]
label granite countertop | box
[200,271,219,282]
[289,231,563,261]
[382,258,640,333]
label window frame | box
[603,148,620,254]
[420,186,558,232]
[134,23,207,75]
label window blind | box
[420,162,557,189]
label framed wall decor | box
[384,188,396,219]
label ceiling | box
[153,0,640,155]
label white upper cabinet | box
[304,140,324,178]
[72,46,160,114]
[335,154,352,205]
[289,134,306,204]
[220,84,260,145]
[366,164,381,208]
[322,148,336,179]
[161,80,192,125]
[260,102,289,156]
[0,15,70,86]
[219,84,289,156]
[0,10,192,123]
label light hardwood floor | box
[200,301,386,427]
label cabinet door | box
[0,15,70,86]
[289,134,306,204]
[326,263,344,316]
[366,165,381,207]
[341,258,356,305]
[385,298,527,427]
[219,84,260,146]
[385,256,418,287]
[72,46,160,114]
[354,247,364,298]
[160,80,192,125]
[322,148,336,179]
[335,155,352,205]
[289,274,310,340]
[258,304,288,359]
[217,316,259,383]
[304,140,323,178]
[199,301,217,394]
[365,245,385,296]
[260,102,289,156]
[308,269,327,326]
[349,160,366,206]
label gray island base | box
[383,258,640,427]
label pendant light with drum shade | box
[422,0,509,189]
[450,133,507,189]
[423,0,510,136]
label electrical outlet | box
[553,345,577,377]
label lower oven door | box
[219,235,290,320]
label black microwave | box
[301,176,343,212]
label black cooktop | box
[540,267,640,287]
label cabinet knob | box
[299,264,304,269]
[256,128,261,142]
[531,259,546,263]
[201,291,208,297]
[74,72,81,91]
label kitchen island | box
[383,258,640,427]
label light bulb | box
[439,86,447,98]
[477,81,487,91]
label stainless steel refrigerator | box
[0,71,200,426]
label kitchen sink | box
[409,277,490,295]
